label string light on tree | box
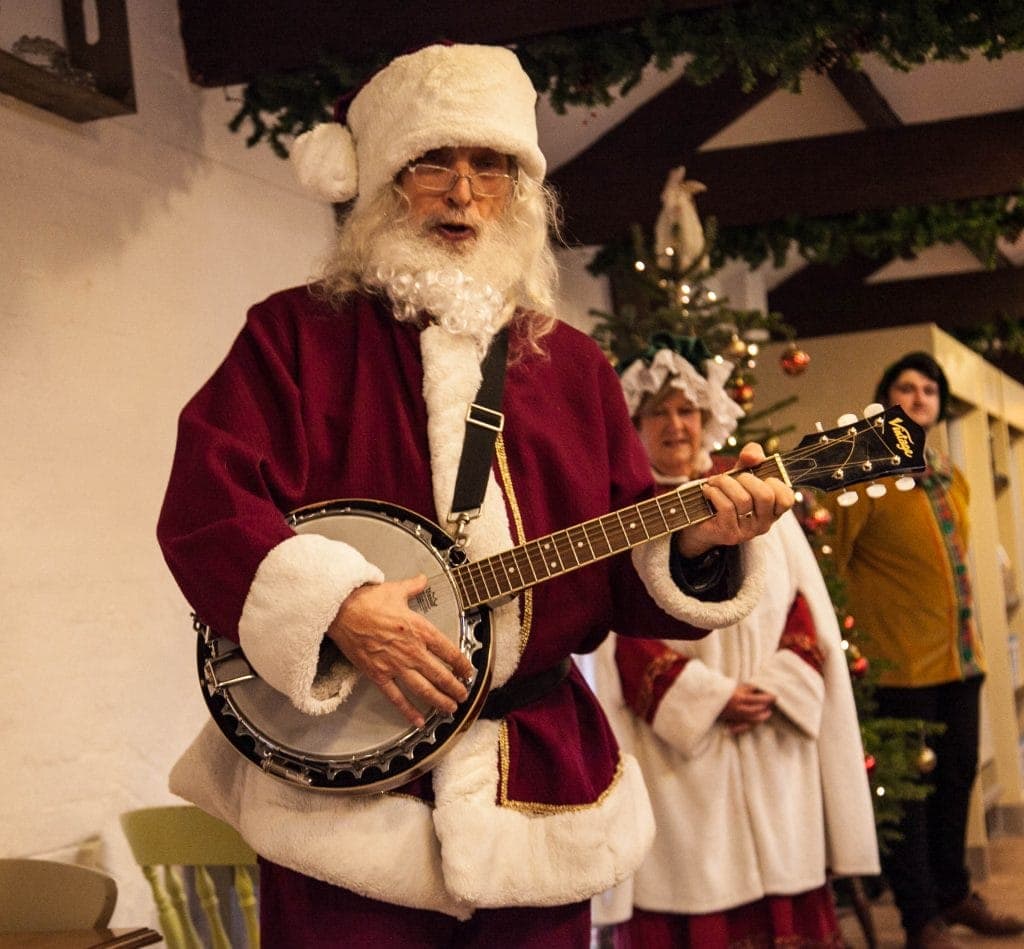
[917,746,938,775]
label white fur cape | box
[593,512,879,923]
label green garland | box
[520,0,1024,110]
[226,1,1024,155]
[228,54,382,158]
[957,316,1024,359]
[712,188,1024,270]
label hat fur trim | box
[290,123,358,204]
[292,44,544,206]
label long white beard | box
[364,214,528,354]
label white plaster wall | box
[0,1,334,927]
[553,244,610,333]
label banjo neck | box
[451,455,786,609]
[450,403,928,609]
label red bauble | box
[843,615,856,631]
[851,656,869,677]
[805,506,832,531]
[865,754,877,774]
[729,381,755,411]
[780,344,811,375]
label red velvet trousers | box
[259,859,592,948]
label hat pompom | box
[291,123,358,203]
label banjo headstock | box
[779,404,926,501]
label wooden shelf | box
[0,48,133,122]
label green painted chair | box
[121,805,259,949]
[0,857,118,932]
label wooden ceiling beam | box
[686,109,1024,228]
[826,64,901,129]
[547,71,775,245]
[768,263,1024,340]
[821,65,1014,272]
[176,0,733,87]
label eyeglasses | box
[405,163,515,198]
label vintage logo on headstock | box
[887,415,916,458]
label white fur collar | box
[419,325,520,686]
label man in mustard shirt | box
[828,351,1023,949]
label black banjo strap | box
[448,326,509,547]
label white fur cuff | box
[752,650,826,739]
[631,534,767,630]
[238,533,384,714]
[651,659,736,758]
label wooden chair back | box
[120,805,259,949]
[0,857,117,932]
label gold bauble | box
[726,335,748,359]
[917,746,938,774]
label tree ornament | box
[851,655,869,678]
[803,504,832,533]
[728,379,755,412]
[847,643,862,661]
[780,342,811,375]
[764,435,780,453]
[654,167,709,273]
[917,745,938,775]
[865,754,877,775]
[726,334,748,359]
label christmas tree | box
[587,167,810,452]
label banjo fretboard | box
[451,456,788,609]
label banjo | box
[196,405,925,795]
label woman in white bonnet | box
[594,334,879,948]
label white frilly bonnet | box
[619,337,745,469]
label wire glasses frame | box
[405,163,516,198]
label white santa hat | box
[290,43,546,208]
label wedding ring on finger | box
[740,510,755,519]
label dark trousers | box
[874,675,984,935]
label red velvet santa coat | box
[157,287,767,918]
